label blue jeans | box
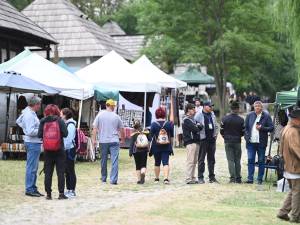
[24,142,41,193]
[100,142,120,184]
[247,143,266,182]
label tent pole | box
[78,99,83,129]
[144,92,147,129]
[5,88,11,142]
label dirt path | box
[0,143,256,225]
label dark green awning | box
[275,90,298,109]
[175,68,215,84]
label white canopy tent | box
[76,50,161,93]
[0,50,93,100]
[76,50,161,127]
[133,55,187,89]
[0,50,94,128]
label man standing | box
[92,99,125,185]
[277,109,300,222]
[245,101,274,184]
[16,96,43,197]
[220,102,245,183]
[182,103,202,184]
[195,101,218,183]
[195,98,203,113]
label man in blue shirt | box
[16,96,43,197]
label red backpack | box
[43,120,61,151]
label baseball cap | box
[203,101,214,107]
[106,99,116,106]
[289,109,300,119]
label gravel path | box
[0,144,232,225]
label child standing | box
[129,121,149,184]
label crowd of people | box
[15,95,300,223]
[17,96,78,200]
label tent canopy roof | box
[175,68,215,84]
[0,49,92,100]
[76,50,161,93]
[57,60,79,73]
[133,55,187,88]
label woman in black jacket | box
[38,104,68,200]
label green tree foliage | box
[137,0,297,116]
[8,0,33,10]
[273,0,300,83]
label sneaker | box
[198,178,205,184]
[277,214,289,221]
[140,173,145,184]
[68,190,76,198]
[235,178,242,184]
[186,180,197,185]
[245,180,254,184]
[58,193,68,200]
[257,180,263,185]
[164,179,170,185]
[25,192,40,197]
[46,193,52,200]
[34,190,44,197]
[209,178,219,183]
[111,182,118,185]
[65,190,70,197]
[154,178,159,183]
[229,178,235,184]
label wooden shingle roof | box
[22,0,133,60]
[102,20,126,36]
[113,35,145,59]
[0,0,57,46]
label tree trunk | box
[214,73,227,119]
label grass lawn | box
[0,141,289,225]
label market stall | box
[76,51,161,136]
[0,71,59,158]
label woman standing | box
[61,108,77,197]
[38,104,68,200]
[129,121,149,184]
[150,107,174,184]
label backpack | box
[66,122,88,156]
[76,129,88,156]
[43,120,61,151]
[155,121,170,145]
[135,132,149,149]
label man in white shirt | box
[244,101,274,185]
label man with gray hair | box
[244,100,274,185]
[17,96,43,197]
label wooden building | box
[0,0,57,63]
[22,0,133,68]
